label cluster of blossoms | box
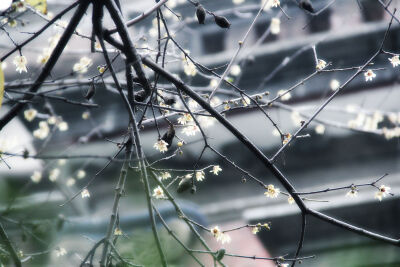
[347,111,384,132]
[37,33,61,65]
[264,184,280,198]
[159,172,172,180]
[316,59,327,71]
[33,121,50,139]
[251,222,271,234]
[345,184,391,201]
[73,56,93,74]
[55,247,67,257]
[210,226,231,244]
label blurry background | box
[0,0,399,266]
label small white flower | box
[14,1,26,12]
[13,55,27,73]
[264,184,280,198]
[270,17,280,35]
[389,55,400,67]
[177,113,193,125]
[47,116,57,125]
[209,79,218,88]
[49,168,60,182]
[66,178,76,187]
[73,57,92,74]
[230,64,241,76]
[24,109,37,122]
[82,111,90,120]
[252,226,260,234]
[210,226,231,244]
[346,189,358,198]
[242,96,251,107]
[315,124,325,135]
[58,159,66,166]
[183,60,197,76]
[198,116,216,128]
[77,169,86,179]
[316,59,327,71]
[37,48,51,65]
[81,188,90,198]
[210,165,222,175]
[160,172,171,180]
[30,171,42,183]
[364,69,376,82]
[374,185,391,201]
[154,139,168,153]
[114,228,123,236]
[33,121,50,139]
[263,0,280,9]
[277,90,291,101]
[55,247,67,257]
[57,121,69,131]
[152,186,165,199]
[182,125,200,136]
[195,171,205,181]
[330,79,340,91]
[282,133,292,145]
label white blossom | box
[13,55,27,73]
[152,186,165,199]
[49,168,60,182]
[210,165,222,175]
[364,69,376,82]
[24,109,37,122]
[270,18,280,35]
[81,188,90,198]
[30,171,42,183]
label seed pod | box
[161,125,175,148]
[299,0,314,13]
[196,4,206,25]
[214,15,230,29]
[85,83,96,100]
[164,97,176,106]
[177,178,192,193]
[134,90,147,102]
[216,249,226,261]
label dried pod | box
[196,4,206,24]
[134,90,147,102]
[161,125,175,148]
[299,0,314,13]
[214,15,230,29]
[164,97,176,106]
[85,83,96,100]
[216,249,226,261]
[177,178,192,193]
